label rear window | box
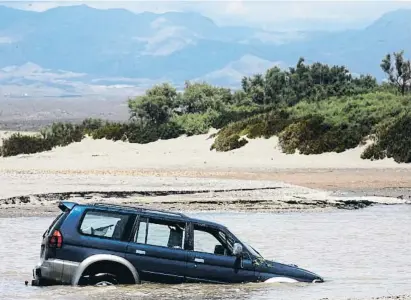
[79,210,131,240]
[43,212,67,237]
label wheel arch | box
[71,254,140,285]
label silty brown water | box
[0,205,410,300]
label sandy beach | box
[1,130,411,300]
[1,130,411,217]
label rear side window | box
[79,210,130,240]
[134,217,186,249]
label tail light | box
[48,230,63,248]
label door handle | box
[194,258,204,263]
[135,249,146,255]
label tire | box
[89,273,119,286]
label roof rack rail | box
[92,203,187,218]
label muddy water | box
[1,205,410,300]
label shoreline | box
[1,168,410,218]
[2,167,411,194]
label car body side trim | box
[71,254,139,285]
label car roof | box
[61,201,226,229]
[186,216,226,229]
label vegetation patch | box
[1,122,85,157]
[210,134,248,152]
[2,51,411,161]
[361,114,411,163]
[278,116,364,155]
[0,133,53,157]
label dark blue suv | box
[32,201,323,286]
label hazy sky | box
[2,1,411,30]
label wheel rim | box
[94,280,114,287]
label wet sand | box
[0,169,409,218]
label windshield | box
[243,243,264,259]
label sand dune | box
[1,130,410,172]
[2,129,411,195]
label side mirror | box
[232,243,243,257]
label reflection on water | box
[0,205,410,300]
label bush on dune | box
[0,133,53,157]
[125,121,184,144]
[212,92,410,154]
[1,122,85,157]
[278,115,364,155]
[211,109,292,151]
[81,118,105,134]
[361,113,411,163]
[41,122,84,146]
[90,122,128,141]
[210,134,248,152]
[172,111,216,136]
[289,92,409,128]
[209,105,266,129]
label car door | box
[60,208,135,262]
[125,215,189,283]
[185,223,256,284]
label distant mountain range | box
[0,5,410,98]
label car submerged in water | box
[32,201,323,286]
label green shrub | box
[126,122,160,144]
[210,134,248,152]
[211,109,291,151]
[81,118,105,134]
[172,112,214,136]
[91,122,128,141]
[41,122,84,146]
[361,114,411,163]
[125,121,182,144]
[361,143,387,160]
[1,122,85,157]
[278,115,364,155]
[210,105,266,129]
[88,120,184,144]
[158,121,184,140]
[244,110,291,138]
[0,133,53,157]
[289,92,411,129]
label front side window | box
[79,210,130,240]
[192,224,234,256]
[134,217,186,249]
